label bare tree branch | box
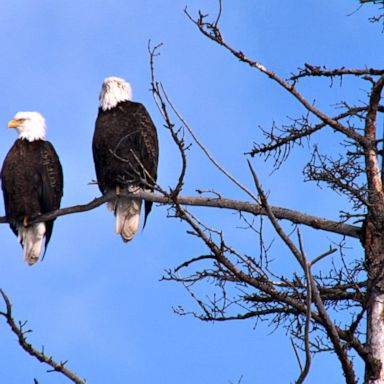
[0,189,362,239]
[148,41,187,197]
[0,289,86,384]
[249,106,372,159]
[247,161,357,383]
[153,66,261,204]
[184,7,370,147]
[296,229,312,384]
[165,191,367,358]
[290,64,384,81]
[364,75,384,201]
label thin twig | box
[214,0,223,28]
[310,247,338,266]
[148,41,187,197]
[290,337,303,373]
[159,83,262,203]
[296,229,312,384]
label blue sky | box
[0,1,381,383]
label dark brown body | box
[1,139,63,249]
[93,100,159,223]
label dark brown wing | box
[136,104,159,224]
[38,141,63,248]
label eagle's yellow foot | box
[116,185,121,196]
[23,216,29,227]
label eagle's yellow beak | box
[8,119,21,128]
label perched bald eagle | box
[93,77,159,242]
[1,112,63,265]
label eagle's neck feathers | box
[19,130,46,142]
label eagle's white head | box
[99,76,132,111]
[8,112,46,142]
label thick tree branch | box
[245,283,366,305]
[0,190,362,239]
[364,75,384,200]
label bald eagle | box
[1,112,63,265]
[93,77,159,242]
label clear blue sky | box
[0,1,381,383]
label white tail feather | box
[114,198,142,242]
[18,223,46,265]
[107,200,115,212]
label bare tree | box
[0,1,383,383]
[157,3,384,384]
